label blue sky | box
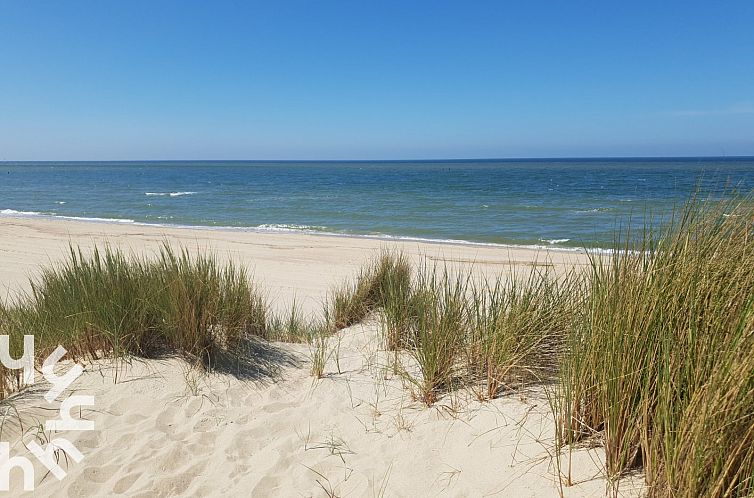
[1,1,753,160]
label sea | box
[2,158,754,251]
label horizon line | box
[2,155,754,163]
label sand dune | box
[0,217,641,497]
[13,321,641,497]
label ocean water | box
[2,158,754,250]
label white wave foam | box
[575,208,612,214]
[1,209,134,224]
[145,191,197,197]
[55,201,66,205]
[1,209,43,216]
[254,223,327,232]
[57,215,135,224]
[148,224,615,255]
[540,238,571,245]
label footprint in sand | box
[147,433,169,449]
[154,461,207,496]
[157,445,195,473]
[228,463,250,479]
[153,474,194,496]
[124,412,148,425]
[260,400,298,415]
[63,478,105,497]
[75,431,104,450]
[154,405,186,437]
[251,475,283,495]
[223,426,274,458]
[192,416,218,433]
[112,472,140,494]
[191,431,214,447]
[81,464,119,484]
[105,397,133,417]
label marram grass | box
[329,194,754,497]
[0,244,268,398]
[467,266,583,400]
[332,251,575,405]
[326,249,412,332]
[402,262,469,404]
[555,193,754,497]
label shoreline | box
[0,210,605,254]
[0,215,591,315]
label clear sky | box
[1,1,753,160]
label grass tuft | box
[555,192,754,497]
[403,263,469,405]
[468,267,582,400]
[326,250,411,332]
[0,244,269,398]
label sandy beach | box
[0,217,642,497]
[0,217,591,314]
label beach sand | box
[0,217,640,497]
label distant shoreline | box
[0,215,591,310]
[0,211,600,254]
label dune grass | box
[329,193,754,495]
[0,244,269,398]
[265,300,312,343]
[410,264,480,404]
[555,194,754,497]
[326,250,412,332]
[332,251,575,405]
[467,266,583,401]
